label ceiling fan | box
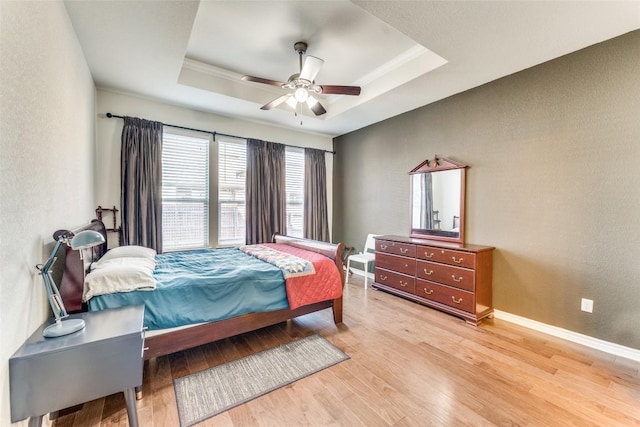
[241,41,361,116]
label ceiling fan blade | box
[299,56,324,82]
[319,85,361,96]
[242,75,285,87]
[261,94,292,110]
[307,96,326,116]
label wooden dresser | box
[373,235,494,325]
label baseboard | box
[494,310,640,362]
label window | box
[218,138,247,246]
[161,132,306,249]
[285,147,304,238]
[161,132,209,251]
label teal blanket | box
[88,248,288,330]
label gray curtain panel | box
[245,138,286,244]
[303,148,329,241]
[120,116,163,252]
[420,172,434,230]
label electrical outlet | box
[581,298,593,313]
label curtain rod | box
[105,112,336,155]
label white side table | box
[9,305,145,426]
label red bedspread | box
[260,243,343,310]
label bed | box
[55,219,345,360]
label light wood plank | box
[72,399,103,427]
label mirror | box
[410,156,467,243]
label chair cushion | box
[348,253,375,263]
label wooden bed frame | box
[56,219,345,360]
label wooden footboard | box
[144,299,339,360]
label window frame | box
[160,130,315,249]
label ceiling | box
[64,1,640,137]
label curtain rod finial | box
[106,112,113,118]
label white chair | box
[346,234,378,288]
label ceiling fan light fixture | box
[285,96,297,109]
[294,87,308,103]
[306,96,318,108]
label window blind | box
[161,132,209,251]
[285,147,304,238]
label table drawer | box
[417,245,476,269]
[376,239,416,257]
[375,268,415,293]
[376,252,416,276]
[416,279,474,313]
[417,260,475,292]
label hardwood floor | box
[54,275,640,426]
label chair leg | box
[345,259,351,284]
[363,263,369,288]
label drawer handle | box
[380,244,388,250]
[452,275,463,282]
[400,248,408,254]
[423,269,433,276]
[424,252,434,258]
[451,296,463,304]
[404,263,409,268]
[399,281,408,287]
[423,288,433,295]
[452,256,464,264]
[380,275,388,280]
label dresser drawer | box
[417,245,476,269]
[375,268,415,293]
[416,279,474,313]
[416,260,475,292]
[376,252,416,276]
[376,240,416,257]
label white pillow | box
[100,245,156,261]
[83,263,157,302]
[91,256,156,272]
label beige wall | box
[0,1,96,425]
[95,89,335,247]
[334,30,640,349]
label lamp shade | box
[294,87,309,103]
[70,230,105,250]
[285,96,297,109]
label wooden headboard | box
[54,219,108,312]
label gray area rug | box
[173,334,349,426]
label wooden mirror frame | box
[409,155,467,243]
